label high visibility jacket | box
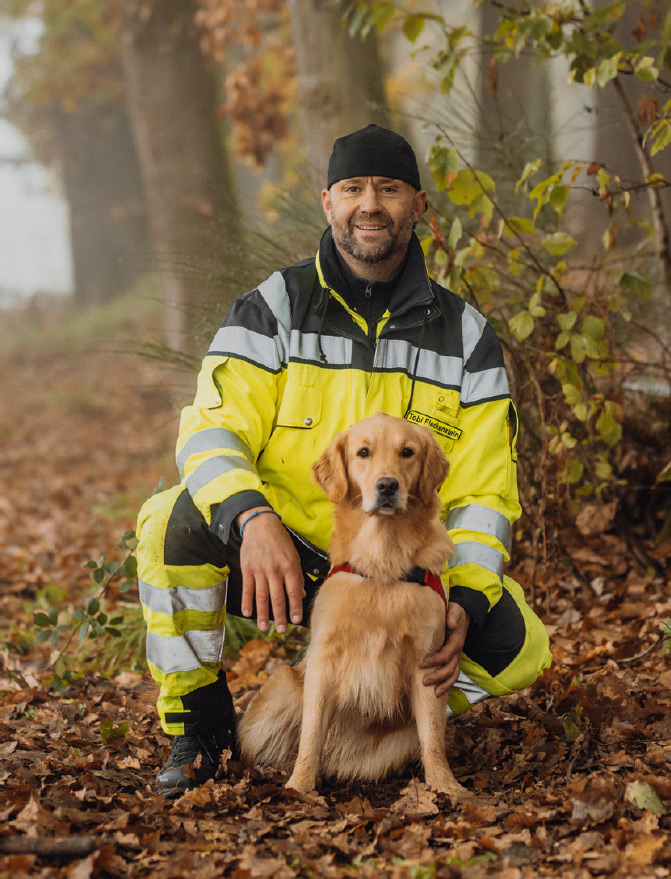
[176,230,520,627]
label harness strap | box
[327,564,448,613]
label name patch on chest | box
[406,410,463,442]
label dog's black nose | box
[375,477,399,496]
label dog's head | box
[312,412,449,513]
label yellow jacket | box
[176,231,520,627]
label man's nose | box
[359,182,382,214]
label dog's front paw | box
[285,772,316,794]
[426,773,467,799]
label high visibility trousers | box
[137,485,552,736]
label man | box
[137,124,552,798]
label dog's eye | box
[356,447,370,458]
[400,447,414,458]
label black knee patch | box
[463,586,527,677]
[163,488,229,568]
[165,669,236,736]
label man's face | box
[322,177,426,266]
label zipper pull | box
[365,281,373,298]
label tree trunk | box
[120,0,239,352]
[52,100,149,306]
[477,0,554,204]
[287,0,391,186]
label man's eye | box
[357,448,370,458]
[400,447,414,458]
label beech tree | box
[120,0,240,352]
[5,0,150,306]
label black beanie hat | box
[327,124,421,190]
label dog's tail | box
[237,664,304,772]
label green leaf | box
[403,13,425,43]
[92,568,105,585]
[506,216,535,236]
[86,596,100,616]
[48,607,59,626]
[562,383,582,405]
[71,610,87,621]
[78,621,89,641]
[105,628,122,638]
[557,311,577,331]
[509,310,535,342]
[36,629,52,643]
[549,184,569,215]
[122,556,138,578]
[84,560,98,570]
[33,612,51,628]
[448,217,462,250]
[597,52,622,87]
[581,315,605,341]
[120,580,134,594]
[100,719,129,745]
[657,459,671,483]
[625,781,666,815]
[446,169,495,206]
[541,232,577,256]
[651,122,671,156]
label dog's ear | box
[312,432,349,502]
[418,432,450,504]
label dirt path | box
[1,304,671,879]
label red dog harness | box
[326,564,448,613]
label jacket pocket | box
[406,389,462,453]
[276,384,322,429]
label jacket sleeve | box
[441,314,521,628]
[175,271,289,542]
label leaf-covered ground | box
[1,305,671,879]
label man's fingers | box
[241,573,256,619]
[255,577,271,632]
[268,574,289,634]
[284,568,305,626]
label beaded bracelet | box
[239,508,282,539]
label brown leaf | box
[391,779,439,817]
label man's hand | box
[237,508,305,634]
[420,602,471,697]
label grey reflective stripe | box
[462,366,510,405]
[186,454,256,496]
[446,504,512,554]
[461,303,488,364]
[146,630,225,674]
[207,325,280,371]
[454,670,491,705]
[289,330,353,366]
[377,338,463,387]
[258,272,291,364]
[139,578,227,615]
[177,428,253,480]
[449,541,505,578]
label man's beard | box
[331,211,415,264]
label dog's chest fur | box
[307,572,446,722]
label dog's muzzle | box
[371,476,401,514]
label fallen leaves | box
[1,310,671,878]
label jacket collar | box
[316,228,436,320]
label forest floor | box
[1,298,671,879]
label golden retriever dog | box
[238,412,464,797]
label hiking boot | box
[156,725,234,798]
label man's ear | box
[312,431,349,502]
[418,432,449,504]
[321,188,332,224]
